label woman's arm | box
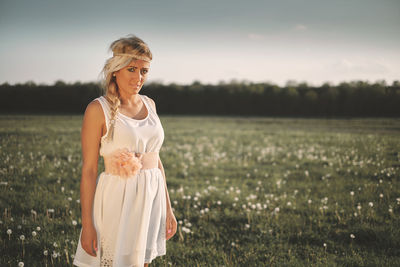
[79,100,104,255]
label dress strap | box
[95,96,111,136]
[140,94,157,115]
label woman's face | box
[114,59,150,95]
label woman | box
[73,34,177,267]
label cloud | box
[327,58,389,75]
[294,24,307,31]
[248,33,265,40]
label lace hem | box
[100,236,114,267]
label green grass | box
[1,115,399,266]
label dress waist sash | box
[103,149,159,178]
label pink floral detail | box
[107,148,143,178]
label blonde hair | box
[98,34,152,141]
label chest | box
[100,114,165,155]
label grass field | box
[1,115,399,266]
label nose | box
[131,70,143,84]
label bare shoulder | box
[144,95,157,113]
[83,98,105,125]
[85,98,103,118]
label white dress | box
[73,94,167,267]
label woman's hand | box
[166,208,177,240]
[81,224,98,257]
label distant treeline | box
[1,79,399,117]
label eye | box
[141,69,148,75]
[128,67,136,72]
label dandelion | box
[72,220,77,226]
[379,193,383,198]
[20,235,25,241]
[231,241,236,247]
[52,251,58,258]
[323,243,327,248]
[217,200,221,205]
[53,242,58,247]
[36,226,41,231]
[32,231,37,237]
[350,191,354,196]
[181,226,191,233]
[245,224,250,229]
[368,202,373,207]
[350,234,355,239]
[308,199,312,204]
[18,262,24,267]
[6,229,12,240]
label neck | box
[119,92,141,106]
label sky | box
[0,0,399,87]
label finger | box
[94,238,98,252]
[93,238,98,254]
[166,225,172,240]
